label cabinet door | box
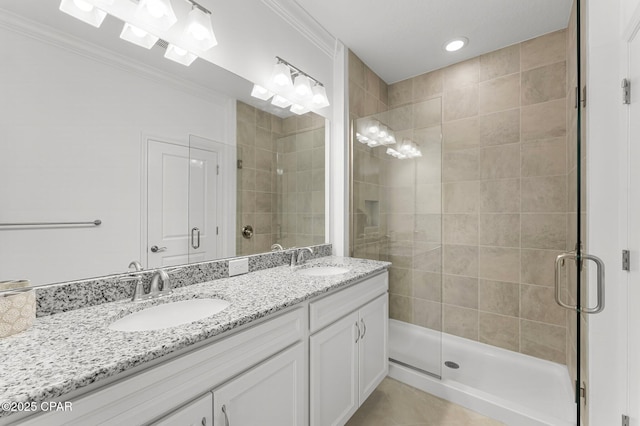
[152,393,212,426]
[212,343,304,426]
[310,311,359,426]
[358,294,388,402]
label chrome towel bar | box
[0,219,102,227]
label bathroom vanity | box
[0,257,389,426]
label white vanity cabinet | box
[309,272,389,426]
[212,343,305,426]
[153,393,213,426]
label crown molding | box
[0,8,230,105]
[261,0,336,58]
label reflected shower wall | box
[236,101,325,256]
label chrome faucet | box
[150,269,171,296]
[291,247,314,267]
[271,243,284,251]
[128,260,143,272]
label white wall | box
[0,26,233,286]
[586,0,629,423]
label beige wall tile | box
[479,179,520,213]
[479,74,520,114]
[414,99,442,129]
[521,99,566,141]
[413,270,442,301]
[443,182,479,213]
[521,61,567,105]
[241,168,256,191]
[387,187,416,214]
[237,101,256,123]
[412,244,442,273]
[414,214,442,243]
[479,213,520,247]
[522,176,567,212]
[479,247,520,282]
[479,109,520,147]
[389,78,413,108]
[255,148,272,171]
[521,284,566,326]
[521,319,566,363]
[521,137,567,176]
[443,274,479,309]
[520,29,567,71]
[255,169,272,192]
[364,92,380,116]
[443,149,479,182]
[237,120,256,146]
[443,245,478,277]
[348,49,365,87]
[521,213,567,249]
[413,299,442,331]
[480,44,520,81]
[444,214,478,245]
[389,267,412,296]
[413,69,443,101]
[479,312,520,352]
[389,294,413,322]
[256,109,271,130]
[444,85,479,121]
[480,144,520,179]
[479,279,519,316]
[349,83,365,117]
[443,117,479,151]
[444,305,479,340]
[444,58,480,90]
[365,66,381,99]
[521,249,564,287]
[415,184,441,214]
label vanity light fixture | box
[271,94,292,108]
[251,84,274,101]
[120,23,159,49]
[444,37,468,52]
[59,0,107,27]
[253,56,330,112]
[184,2,217,51]
[135,0,177,30]
[164,43,197,66]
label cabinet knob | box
[201,417,207,426]
[222,404,230,426]
[355,321,360,343]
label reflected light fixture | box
[444,37,468,52]
[290,104,310,115]
[59,0,107,27]
[311,84,330,108]
[184,3,217,51]
[251,84,274,101]
[120,23,159,49]
[164,44,197,66]
[135,0,178,30]
[271,94,292,108]
[272,63,293,89]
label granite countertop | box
[0,256,390,418]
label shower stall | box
[348,2,592,424]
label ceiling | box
[294,0,573,83]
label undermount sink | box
[297,266,351,277]
[109,298,230,332]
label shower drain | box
[444,361,460,369]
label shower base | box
[388,319,576,426]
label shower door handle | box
[554,252,605,314]
[581,254,605,314]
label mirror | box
[0,3,327,287]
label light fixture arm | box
[185,0,211,15]
[276,56,324,88]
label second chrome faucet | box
[290,247,314,267]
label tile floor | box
[346,378,505,426]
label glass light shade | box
[367,120,380,135]
[290,104,310,115]
[185,8,217,51]
[271,63,293,89]
[251,84,274,101]
[164,44,197,66]
[293,75,312,97]
[378,125,388,139]
[120,23,159,49]
[311,84,330,108]
[59,0,107,28]
[271,94,292,108]
[135,0,177,30]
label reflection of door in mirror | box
[147,139,221,268]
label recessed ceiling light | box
[444,37,468,52]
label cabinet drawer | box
[309,271,388,334]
